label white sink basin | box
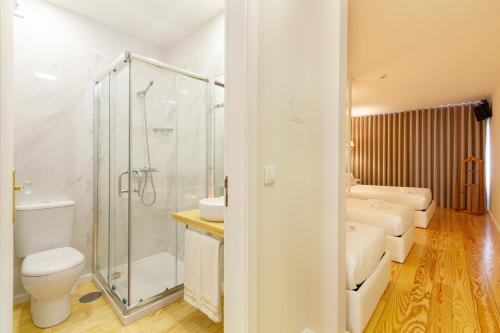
[199,197,224,222]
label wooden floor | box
[365,208,500,332]
[13,283,223,333]
[13,208,500,332]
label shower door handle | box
[118,170,143,197]
[118,170,129,197]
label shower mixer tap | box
[118,168,157,197]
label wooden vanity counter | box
[172,209,224,238]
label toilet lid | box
[22,247,84,277]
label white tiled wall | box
[162,13,225,260]
[13,0,163,297]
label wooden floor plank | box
[363,261,403,331]
[460,215,500,332]
[427,211,452,333]
[365,208,499,333]
[13,282,223,333]
[372,221,429,332]
[399,215,439,332]
[473,214,500,319]
[447,210,480,333]
[485,215,500,320]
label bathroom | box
[11,0,226,330]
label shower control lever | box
[118,168,158,197]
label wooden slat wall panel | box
[350,103,486,208]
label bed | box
[346,222,390,333]
[349,184,436,228]
[345,198,415,263]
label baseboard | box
[13,272,93,305]
[13,292,30,305]
[488,210,500,232]
[78,272,93,284]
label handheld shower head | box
[138,80,154,96]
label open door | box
[0,0,14,331]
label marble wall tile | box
[13,0,163,297]
[162,12,225,261]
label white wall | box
[162,12,224,78]
[13,0,164,298]
[253,0,347,332]
[488,81,500,230]
[0,0,14,330]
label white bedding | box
[345,198,414,236]
[350,185,432,211]
[346,222,386,290]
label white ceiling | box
[44,0,225,48]
[349,0,500,116]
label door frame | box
[0,0,15,331]
[224,0,258,331]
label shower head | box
[138,80,154,96]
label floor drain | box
[79,292,102,304]
[111,272,122,280]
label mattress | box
[345,198,414,236]
[346,222,386,290]
[350,185,432,211]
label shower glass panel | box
[213,81,225,197]
[127,59,207,306]
[109,64,131,305]
[94,53,216,318]
[95,76,110,281]
[96,63,130,305]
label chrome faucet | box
[118,168,159,197]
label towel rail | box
[186,225,224,245]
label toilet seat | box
[22,247,84,277]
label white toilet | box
[15,200,85,328]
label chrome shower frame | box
[93,51,224,324]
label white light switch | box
[264,166,276,185]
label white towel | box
[184,229,202,309]
[183,228,222,322]
[199,234,221,322]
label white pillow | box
[368,198,391,209]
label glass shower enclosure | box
[93,51,223,321]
